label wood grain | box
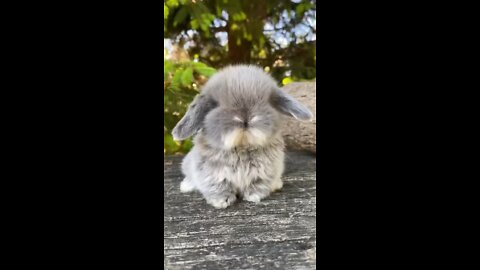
[164,151,317,269]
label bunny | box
[172,65,313,209]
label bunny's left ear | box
[270,88,313,121]
[172,94,218,140]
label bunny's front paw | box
[243,179,271,203]
[206,193,237,209]
[271,178,283,192]
[243,191,269,203]
[180,178,196,193]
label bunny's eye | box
[250,116,261,123]
[233,116,243,122]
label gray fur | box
[172,64,312,208]
[271,88,314,121]
[172,94,218,141]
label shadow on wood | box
[164,150,317,269]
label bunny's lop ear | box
[172,94,218,141]
[270,88,313,121]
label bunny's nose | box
[243,121,249,128]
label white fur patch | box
[248,128,267,146]
[223,129,244,149]
[223,128,268,148]
[180,178,196,193]
[250,115,261,123]
[233,116,243,122]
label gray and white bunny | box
[172,65,312,209]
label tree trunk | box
[281,82,317,153]
[227,28,252,64]
[227,0,266,64]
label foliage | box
[164,0,316,154]
[165,0,316,82]
[164,58,216,155]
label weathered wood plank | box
[164,151,317,269]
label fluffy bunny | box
[172,65,313,209]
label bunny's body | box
[180,131,285,208]
[172,65,312,208]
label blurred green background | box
[164,0,316,155]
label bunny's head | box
[172,65,313,149]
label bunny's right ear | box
[172,94,217,141]
[270,88,313,121]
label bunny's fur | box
[172,65,312,208]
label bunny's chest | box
[208,151,277,191]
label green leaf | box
[171,69,183,88]
[181,67,194,86]
[164,61,174,79]
[232,11,246,22]
[195,67,216,77]
[258,49,267,59]
[166,0,179,8]
[296,2,312,17]
[192,62,208,69]
[164,4,169,19]
[173,6,189,27]
[230,23,239,31]
[259,36,266,48]
[164,134,180,153]
[164,94,169,107]
[190,19,199,29]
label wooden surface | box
[164,151,317,269]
